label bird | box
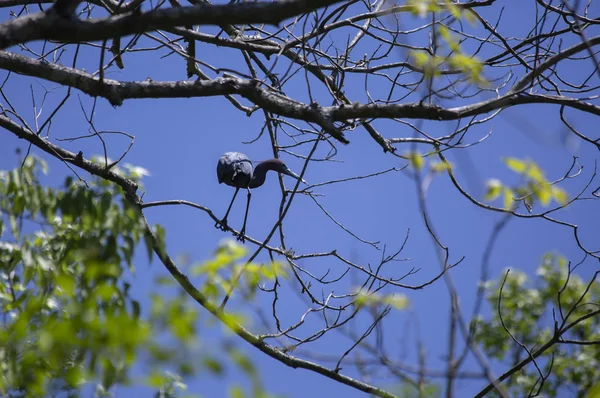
[215,152,307,242]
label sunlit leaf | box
[448,54,484,83]
[147,371,167,389]
[503,187,514,210]
[534,184,552,207]
[0,157,211,396]
[407,0,429,17]
[65,366,86,388]
[525,162,545,183]
[382,294,409,310]
[406,151,424,170]
[445,0,462,20]
[124,164,151,179]
[484,179,503,201]
[355,290,409,310]
[587,382,600,398]
[504,157,527,173]
[552,186,568,205]
[430,161,452,173]
[56,274,76,296]
[9,214,19,240]
[217,239,247,260]
[95,283,118,301]
[230,385,245,398]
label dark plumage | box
[215,152,306,241]
[217,152,253,188]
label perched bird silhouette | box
[216,152,306,242]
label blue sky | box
[1,1,600,397]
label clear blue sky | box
[1,1,600,397]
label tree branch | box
[0,0,344,49]
[510,35,600,94]
[4,50,600,148]
[0,114,138,195]
[0,51,349,144]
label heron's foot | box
[215,218,229,231]
[236,229,246,243]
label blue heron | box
[215,152,307,241]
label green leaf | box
[0,156,210,397]
[100,192,112,215]
[101,360,118,389]
[525,162,545,183]
[9,214,19,240]
[503,188,514,210]
[154,224,167,253]
[132,300,141,318]
[13,194,25,214]
[438,25,451,41]
[430,161,452,173]
[217,239,247,260]
[411,52,428,67]
[95,283,118,301]
[534,184,552,207]
[65,366,86,388]
[156,276,176,285]
[231,347,255,373]
[204,357,224,375]
[124,164,151,179]
[484,179,503,201]
[445,0,462,20]
[504,157,527,173]
[587,382,600,398]
[147,371,167,389]
[407,151,424,170]
[229,385,244,398]
[56,274,76,296]
[144,232,154,263]
[382,294,409,310]
[355,291,409,310]
[552,186,568,205]
[504,158,548,185]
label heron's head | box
[272,159,308,185]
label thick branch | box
[3,51,600,143]
[0,0,343,49]
[0,51,348,144]
[327,93,600,120]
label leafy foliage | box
[408,1,484,83]
[484,158,568,210]
[0,156,152,395]
[0,157,271,397]
[405,150,453,175]
[354,290,408,311]
[473,254,600,397]
[189,240,286,303]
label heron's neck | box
[249,159,279,188]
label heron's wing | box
[217,152,253,186]
[231,157,252,186]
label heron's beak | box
[283,167,308,185]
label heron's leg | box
[215,187,239,231]
[237,188,252,242]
